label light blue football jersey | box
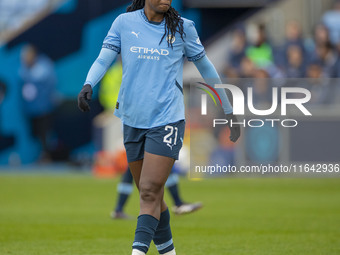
[102,9,205,128]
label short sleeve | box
[102,15,122,54]
[184,21,205,62]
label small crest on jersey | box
[196,37,201,45]
[166,34,176,44]
[116,102,119,110]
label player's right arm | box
[78,48,118,112]
[78,15,122,112]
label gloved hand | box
[226,113,241,143]
[78,84,93,112]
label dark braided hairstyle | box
[127,0,185,48]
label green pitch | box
[0,173,339,254]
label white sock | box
[132,249,146,255]
[162,248,176,255]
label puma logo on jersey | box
[166,143,173,150]
[196,37,201,45]
[131,31,140,38]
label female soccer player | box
[78,1,240,254]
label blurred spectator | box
[306,62,323,79]
[0,80,7,104]
[314,23,332,46]
[239,57,255,78]
[305,62,332,104]
[209,127,235,169]
[251,68,274,106]
[19,44,57,162]
[305,23,332,60]
[246,24,273,67]
[285,21,305,49]
[322,0,340,50]
[314,42,340,78]
[0,79,15,151]
[284,45,306,78]
[227,27,247,71]
[279,21,306,69]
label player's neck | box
[143,6,165,23]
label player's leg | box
[139,152,174,216]
[123,124,145,191]
[123,124,152,255]
[132,152,174,255]
[166,173,203,215]
[129,121,184,255]
[145,121,185,255]
[129,159,143,190]
[153,196,175,254]
[165,173,183,206]
[128,156,174,255]
[112,167,134,219]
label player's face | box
[147,0,172,13]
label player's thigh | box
[138,120,185,192]
[128,159,143,190]
[123,124,147,189]
[123,124,146,163]
[139,152,175,193]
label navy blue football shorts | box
[123,120,185,163]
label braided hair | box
[127,0,185,48]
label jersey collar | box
[140,9,165,26]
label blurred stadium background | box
[0,0,339,254]
[0,0,339,168]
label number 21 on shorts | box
[163,125,178,146]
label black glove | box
[77,84,93,112]
[226,113,241,143]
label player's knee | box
[139,182,162,203]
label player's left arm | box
[193,56,232,114]
[184,20,240,142]
[193,56,240,143]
